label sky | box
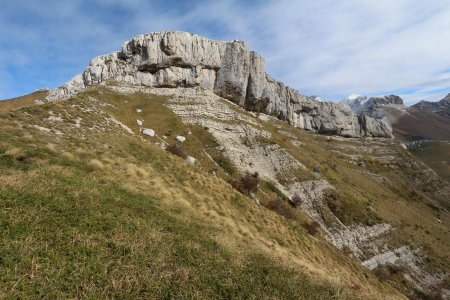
[1,0,450,105]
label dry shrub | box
[290,194,303,208]
[301,221,320,236]
[241,172,259,193]
[230,172,259,195]
[166,144,187,159]
[263,196,296,220]
[341,245,353,255]
[373,263,407,281]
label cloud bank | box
[1,0,449,105]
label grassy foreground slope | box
[0,90,403,299]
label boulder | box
[186,156,196,165]
[176,135,186,142]
[141,128,155,137]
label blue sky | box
[1,0,450,105]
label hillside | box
[1,84,448,299]
[342,93,450,187]
[0,87,403,299]
[0,89,48,112]
[408,140,450,182]
[1,31,449,299]
[393,95,450,142]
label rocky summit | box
[47,31,392,138]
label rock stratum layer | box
[47,31,392,138]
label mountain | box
[48,31,392,138]
[342,93,450,142]
[392,94,450,182]
[1,31,449,299]
[341,93,368,108]
[342,93,450,182]
[393,94,450,141]
[341,94,405,124]
[412,94,450,119]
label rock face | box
[47,31,392,138]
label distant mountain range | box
[342,93,450,141]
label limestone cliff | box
[47,31,392,138]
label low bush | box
[373,263,407,281]
[166,144,187,159]
[290,194,303,208]
[301,221,320,236]
[230,172,259,195]
[263,196,296,220]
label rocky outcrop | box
[47,31,392,138]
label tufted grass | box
[0,153,341,299]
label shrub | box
[290,194,303,208]
[230,172,259,196]
[373,263,407,281]
[230,179,243,193]
[329,162,337,170]
[301,221,320,236]
[263,196,296,220]
[313,165,321,173]
[341,245,353,255]
[241,172,259,193]
[166,144,187,159]
[387,263,407,275]
[373,265,391,280]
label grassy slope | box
[273,117,450,259]
[393,108,450,141]
[216,93,450,297]
[408,141,450,183]
[0,90,405,299]
[0,90,48,112]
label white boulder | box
[176,135,186,142]
[186,156,196,165]
[141,128,155,137]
